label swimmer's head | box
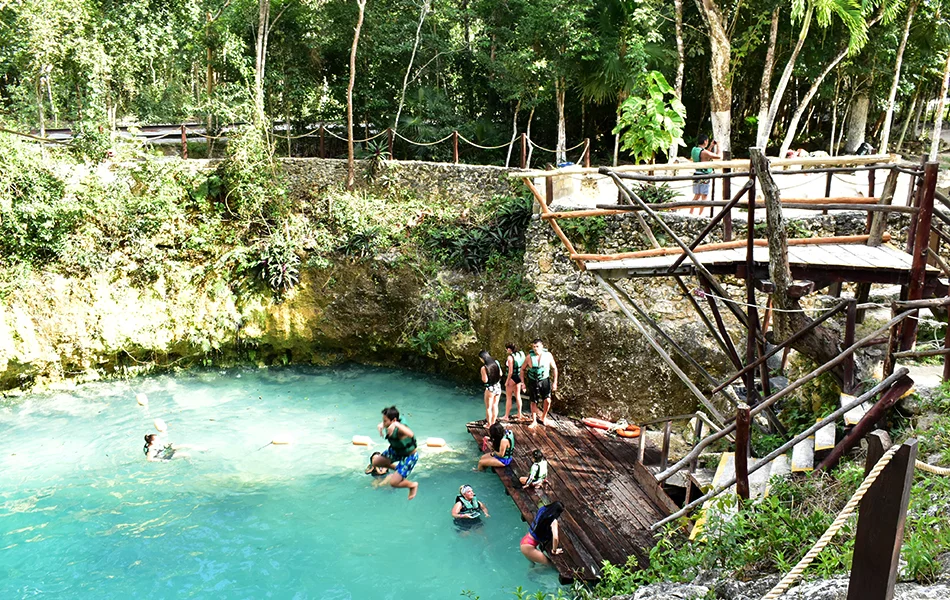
[532,449,544,463]
[144,433,159,445]
[459,485,474,499]
[381,406,400,426]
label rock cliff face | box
[0,158,885,422]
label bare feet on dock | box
[408,482,418,500]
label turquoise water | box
[0,366,561,599]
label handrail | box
[650,368,910,531]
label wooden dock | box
[466,415,677,584]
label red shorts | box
[520,533,538,548]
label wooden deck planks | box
[466,416,674,583]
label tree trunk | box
[896,88,919,151]
[700,0,732,152]
[913,86,927,138]
[830,71,841,154]
[669,0,686,159]
[505,98,520,168]
[36,71,45,139]
[525,105,536,168]
[392,0,430,133]
[844,93,870,154]
[758,4,808,149]
[880,0,920,153]
[779,46,850,158]
[555,77,567,164]
[931,50,950,161]
[254,0,270,128]
[347,0,367,191]
[751,147,842,379]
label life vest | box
[385,421,417,459]
[530,505,555,544]
[692,146,712,175]
[501,430,515,460]
[526,351,552,382]
[510,351,525,374]
[455,494,481,518]
[527,460,548,485]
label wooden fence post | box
[661,420,672,471]
[453,130,459,164]
[583,138,590,168]
[387,127,394,159]
[900,161,939,351]
[520,133,527,169]
[823,171,833,216]
[735,403,751,500]
[181,124,188,159]
[722,150,733,241]
[843,298,857,393]
[846,437,917,600]
[319,124,325,158]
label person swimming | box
[365,451,390,477]
[452,484,490,530]
[143,433,176,461]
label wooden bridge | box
[466,416,676,584]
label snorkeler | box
[372,406,420,500]
[143,433,189,461]
[451,484,490,527]
[365,451,390,477]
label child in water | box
[143,433,189,461]
[365,452,390,477]
[520,449,548,489]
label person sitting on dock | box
[452,484,490,529]
[372,406,420,500]
[520,501,564,566]
[477,422,514,471]
[520,338,558,429]
[520,449,548,489]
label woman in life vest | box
[502,342,526,422]
[520,501,565,565]
[451,484,490,529]
[689,134,721,214]
[371,406,420,499]
[476,422,515,471]
[479,350,502,426]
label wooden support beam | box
[787,280,816,299]
[703,281,745,371]
[723,150,733,241]
[735,404,751,501]
[661,421,672,471]
[815,374,914,472]
[753,279,776,293]
[846,438,918,600]
[522,177,586,271]
[900,162,940,350]
[667,181,752,273]
[843,299,857,394]
[892,346,950,359]
[673,276,736,363]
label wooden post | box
[843,298,857,394]
[867,168,877,231]
[387,127,394,159]
[899,161,939,351]
[846,438,918,600]
[181,124,188,159]
[583,138,591,168]
[905,156,927,254]
[638,427,646,463]
[661,420,672,471]
[689,416,704,474]
[745,160,759,405]
[545,172,555,207]
[452,130,459,164]
[735,403,751,501]
[723,150,733,241]
[319,124,325,158]
[520,133,527,169]
[823,171,833,215]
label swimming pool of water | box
[0,366,562,599]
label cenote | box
[0,366,562,599]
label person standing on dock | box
[502,342,526,422]
[479,350,502,426]
[372,406,420,500]
[520,501,564,566]
[520,339,558,429]
[689,135,720,214]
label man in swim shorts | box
[372,406,420,499]
[520,338,558,429]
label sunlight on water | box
[0,366,561,599]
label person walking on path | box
[520,338,558,429]
[689,135,720,214]
[479,350,502,427]
[502,342,526,422]
[372,406,420,499]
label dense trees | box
[0,0,948,162]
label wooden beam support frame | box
[900,161,940,351]
[846,437,918,600]
[522,177,587,271]
[667,181,753,273]
[735,404,751,501]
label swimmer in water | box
[365,451,390,477]
[452,484,490,530]
[143,433,189,461]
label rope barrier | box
[527,138,588,155]
[394,130,454,147]
[915,460,950,476]
[761,444,902,600]
[0,126,71,144]
[272,126,325,140]
[323,128,387,143]
[183,127,228,141]
[455,132,512,150]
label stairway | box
[689,392,873,539]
